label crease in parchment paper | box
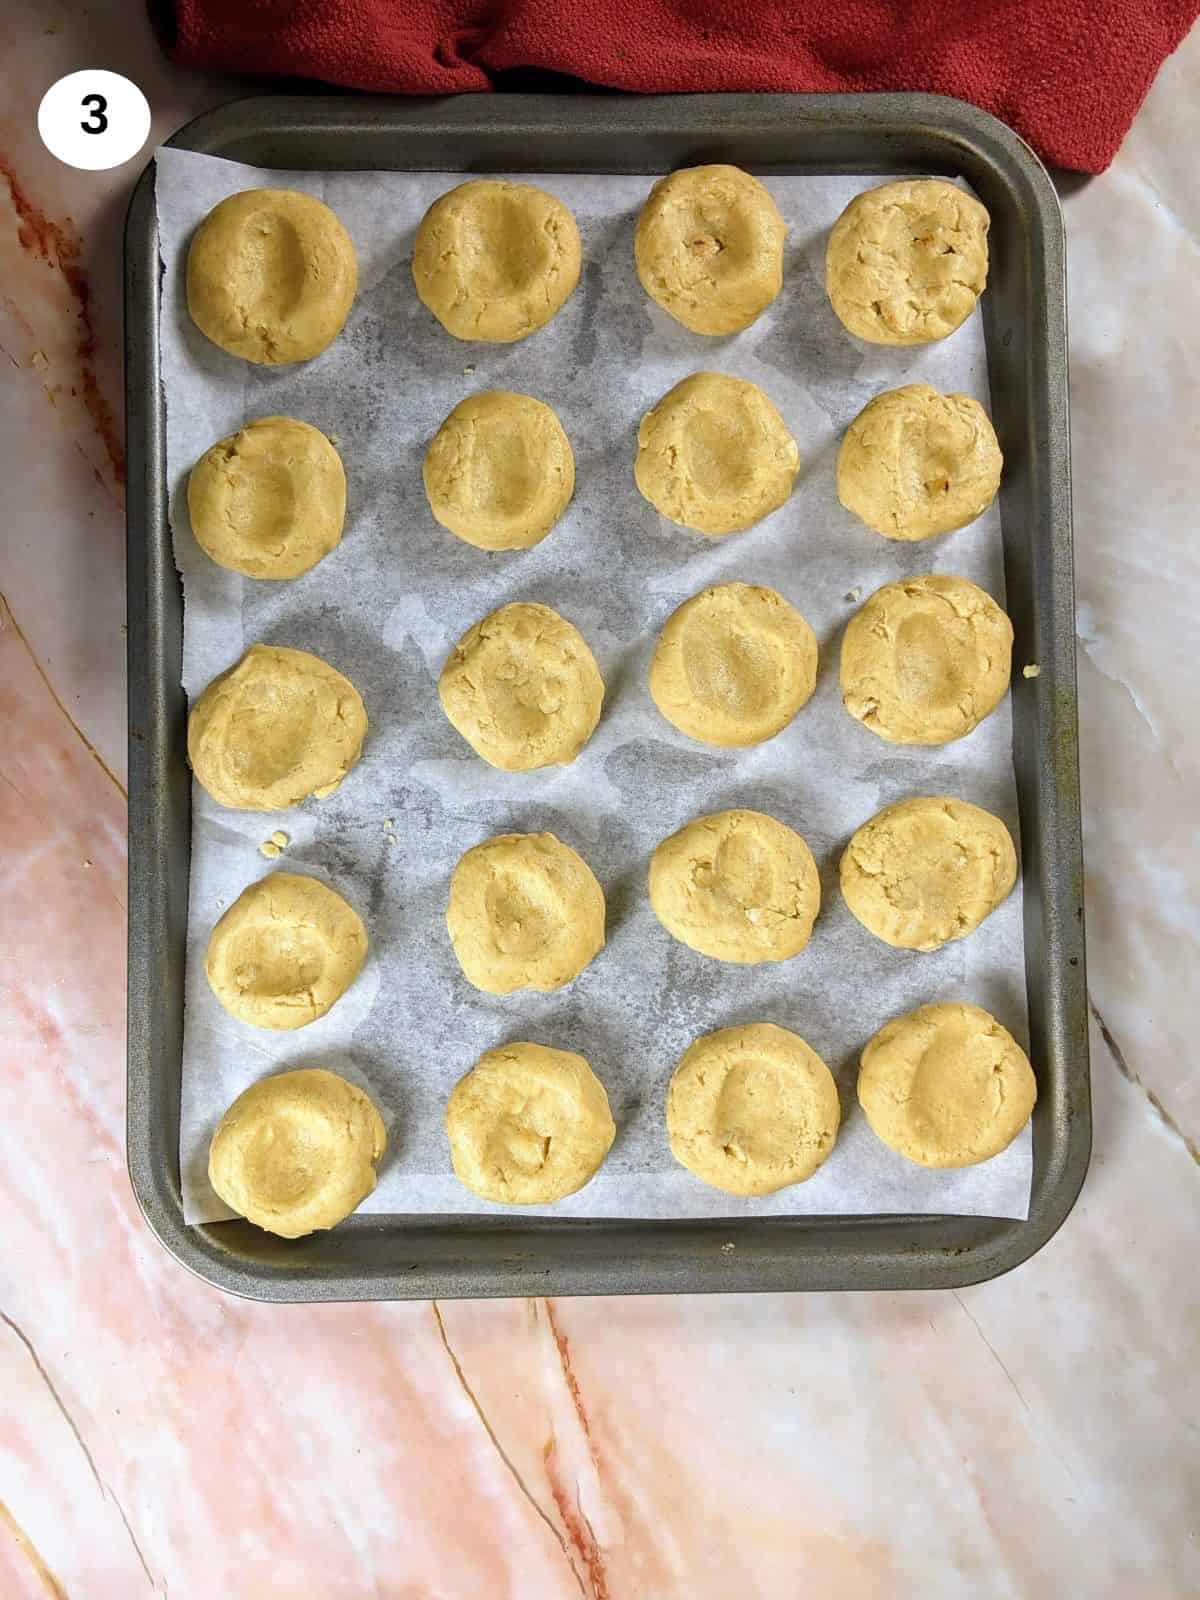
[156,148,1032,1224]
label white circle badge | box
[38,71,151,172]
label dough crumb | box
[271,830,289,848]
[259,840,281,859]
[721,1242,736,1253]
[1023,663,1041,678]
[845,587,862,603]
[463,364,476,376]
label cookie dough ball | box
[649,809,820,963]
[650,583,817,747]
[187,189,357,364]
[635,373,799,536]
[188,416,346,579]
[858,1001,1036,1167]
[446,1042,615,1205]
[826,179,989,345]
[423,391,574,552]
[841,797,1017,952]
[189,643,368,810]
[838,385,1002,541]
[412,179,581,343]
[447,832,605,994]
[439,602,603,771]
[208,1067,385,1238]
[206,871,368,1029]
[841,575,1012,745]
[667,1024,840,1196]
[635,164,786,335]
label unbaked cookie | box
[188,416,346,578]
[187,189,357,364]
[841,797,1017,952]
[650,582,818,747]
[445,1041,615,1204]
[649,809,820,963]
[635,164,786,334]
[667,1023,840,1196]
[189,643,368,810]
[439,602,603,771]
[206,871,368,1029]
[841,575,1012,745]
[826,178,989,345]
[838,385,1003,541]
[208,1067,385,1237]
[635,372,799,536]
[423,391,574,551]
[412,179,581,343]
[447,832,605,994]
[858,1001,1036,1167]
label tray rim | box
[126,89,1090,1301]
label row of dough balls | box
[186,572,1013,813]
[186,372,1003,580]
[204,799,1018,1048]
[186,171,989,367]
[208,997,1036,1238]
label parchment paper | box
[156,148,1032,1224]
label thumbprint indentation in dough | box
[909,1037,1005,1147]
[225,924,327,1002]
[234,697,319,792]
[895,612,962,708]
[242,1111,333,1209]
[486,644,568,742]
[469,420,540,517]
[683,412,757,499]
[226,459,296,549]
[484,871,558,960]
[709,827,774,911]
[681,623,775,720]
[714,1059,806,1168]
[462,195,552,296]
[238,209,308,325]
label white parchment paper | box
[156,147,1032,1224]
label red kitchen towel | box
[162,0,1198,173]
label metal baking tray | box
[126,92,1089,1301]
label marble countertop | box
[1,4,1197,1594]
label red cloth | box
[164,0,1198,173]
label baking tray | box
[126,92,1089,1301]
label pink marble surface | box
[1,6,1198,1595]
